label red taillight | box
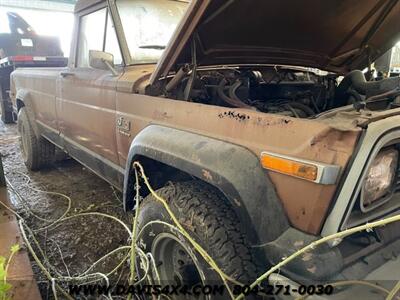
[10,55,33,62]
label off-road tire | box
[55,148,69,162]
[138,180,259,298]
[17,107,55,170]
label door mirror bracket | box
[89,50,119,76]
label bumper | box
[264,225,400,283]
[330,258,400,300]
[271,256,399,300]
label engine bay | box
[162,66,400,118]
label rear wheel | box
[138,181,259,299]
[17,107,55,170]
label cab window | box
[77,8,123,67]
[77,8,106,67]
[105,14,123,65]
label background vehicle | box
[9,0,400,294]
[0,11,66,123]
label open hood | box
[151,0,400,82]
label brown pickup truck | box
[10,0,400,294]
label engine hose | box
[229,80,245,103]
[335,70,400,107]
[286,102,315,117]
[347,89,363,103]
[337,70,369,96]
[365,88,400,104]
[217,79,253,109]
[283,104,300,118]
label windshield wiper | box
[138,45,166,50]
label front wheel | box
[137,181,259,299]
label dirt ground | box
[0,121,132,299]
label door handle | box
[60,71,75,78]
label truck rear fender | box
[123,125,290,245]
[15,89,40,137]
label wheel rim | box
[152,233,207,299]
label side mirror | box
[89,50,118,76]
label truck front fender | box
[123,125,289,245]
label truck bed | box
[0,57,67,123]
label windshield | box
[116,0,188,64]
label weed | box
[0,244,20,300]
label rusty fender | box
[123,125,290,247]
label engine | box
[163,66,400,117]
[166,66,336,118]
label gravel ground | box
[0,121,132,299]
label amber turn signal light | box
[260,153,318,181]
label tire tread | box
[143,180,259,283]
[18,108,55,170]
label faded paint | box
[113,72,362,233]
[11,63,365,234]
[14,0,400,235]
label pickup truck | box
[10,0,400,296]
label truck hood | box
[151,0,400,82]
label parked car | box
[9,0,400,296]
[0,11,66,123]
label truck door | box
[58,7,124,187]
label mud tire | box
[138,180,259,299]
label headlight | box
[361,148,398,212]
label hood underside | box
[152,0,400,81]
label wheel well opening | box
[125,156,193,210]
[125,156,239,212]
[16,98,24,111]
[125,156,269,268]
